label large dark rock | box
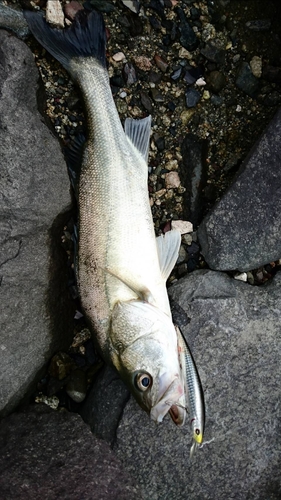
[198,108,281,271]
[0,404,142,500]
[0,30,73,416]
[80,365,130,445]
[112,270,281,499]
[179,133,209,226]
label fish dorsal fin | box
[156,229,181,281]
[104,267,154,304]
[124,115,151,163]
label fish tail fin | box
[24,9,106,75]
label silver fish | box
[25,10,187,425]
[176,326,205,457]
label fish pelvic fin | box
[125,116,152,164]
[24,9,106,75]
[156,229,181,282]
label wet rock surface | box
[113,270,281,500]
[198,107,281,271]
[80,365,130,445]
[0,30,73,416]
[0,404,142,500]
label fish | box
[176,325,205,457]
[24,9,187,425]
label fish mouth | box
[169,404,185,426]
[150,376,186,425]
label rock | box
[64,1,84,21]
[0,31,73,416]
[123,62,137,85]
[179,133,209,226]
[180,108,195,125]
[134,56,152,71]
[66,369,87,403]
[235,61,259,97]
[185,88,201,107]
[154,54,168,73]
[113,269,281,500]
[171,220,193,234]
[80,366,130,445]
[121,0,140,14]
[250,56,262,78]
[0,3,29,38]
[112,51,126,62]
[151,87,164,103]
[0,404,142,500]
[198,108,281,271]
[176,7,199,52]
[246,19,271,31]
[201,41,226,65]
[140,91,153,113]
[206,70,227,93]
[46,0,64,28]
[165,171,181,189]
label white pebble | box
[119,91,127,98]
[46,0,64,28]
[195,77,206,86]
[112,51,126,62]
[171,220,193,235]
[234,272,247,282]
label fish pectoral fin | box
[104,267,154,303]
[124,115,152,163]
[156,229,181,281]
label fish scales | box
[25,9,188,426]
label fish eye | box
[195,428,200,436]
[135,372,152,392]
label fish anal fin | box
[156,229,181,281]
[124,115,151,163]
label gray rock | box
[0,2,29,38]
[235,61,259,97]
[179,133,208,226]
[198,108,281,271]
[0,404,142,500]
[185,87,201,108]
[80,365,130,445]
[0,31,73,416]
[113,270,281,500]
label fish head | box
[110,300,186,425]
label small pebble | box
[234,272,247,282]
[134,56,152,71]
[46,0,64,28]
[180,109,195,125]
[185,88,201,108]
[112,51,126,62]
[154,54,169,73]
[165,172,181,189]
[245,19,271,32]
[64,1,83,21]
[171,220,193,234]
[123,63,137,85]
[250,56,262,79]
[177,245,188,264]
